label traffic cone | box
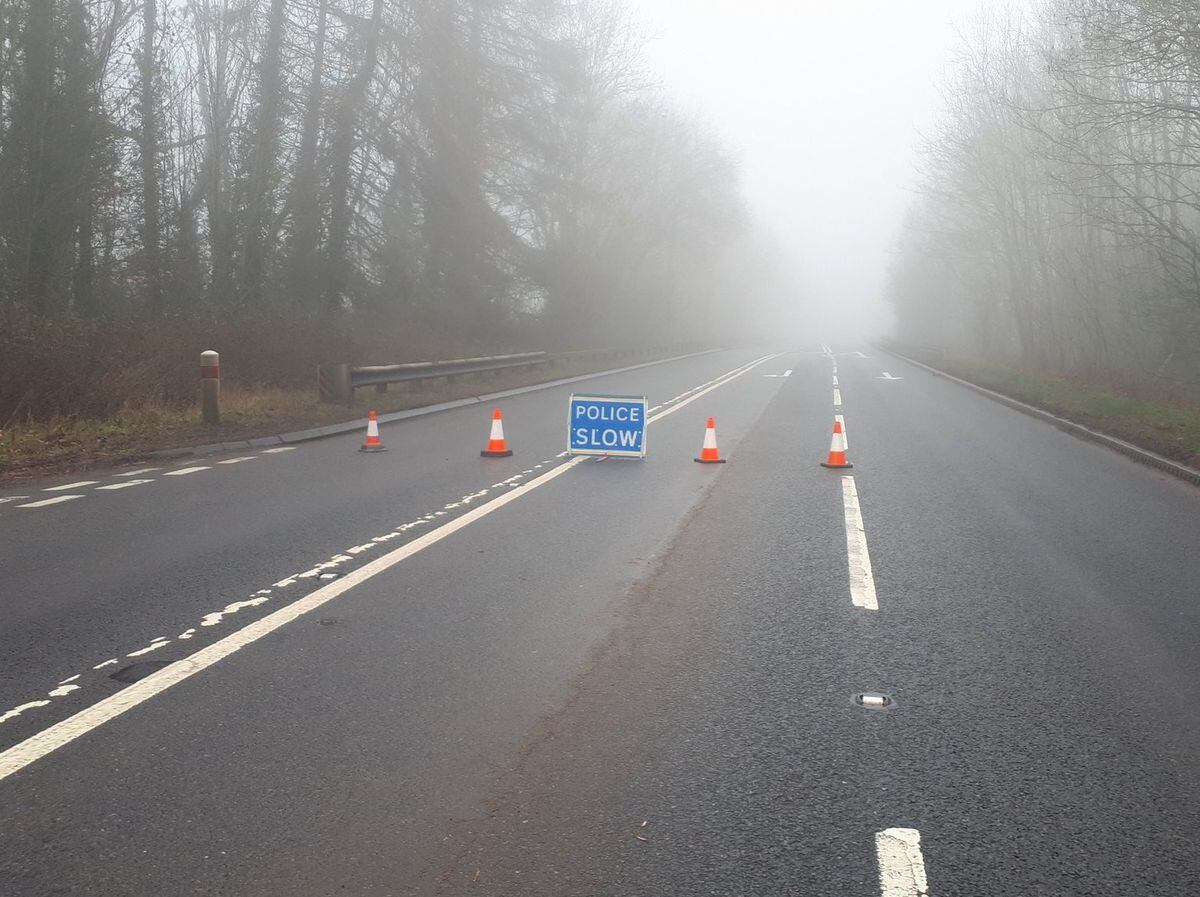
[480,407,513,457]
[694,417,726,464]
[820,418,852,469]
[359,410,387,453]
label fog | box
[634,0,989,343]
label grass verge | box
[907,352,1200,471]
[0,355,667,485]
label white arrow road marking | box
[0,353,779,782]
[841,476,878,610]
[875,828,930,896]
[878,372,903,380]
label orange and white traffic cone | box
[480,407,514,457]
[820,418,852,469]
[694,417,726,464]
[360,410,387,453]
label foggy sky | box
[632,0,991,343]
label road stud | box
[820,418,852,469]
[694,417,726,464]
[480,407,514,457]
[360,410,387,453]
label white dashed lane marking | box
[95,479,154,491]
[841,475,878,611]
[875,827,930,896]
[43,481,98,492]
[0,450,301,512]
[17,496,85,508]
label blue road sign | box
[568,393,648,458]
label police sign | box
[568,393,648,458]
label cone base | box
[481,449,513,457]
[360,445,388,453]
[820,461,852,469]
[694,457,727,464]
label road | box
[1,346,1199,895]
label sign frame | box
[567,392,648,458]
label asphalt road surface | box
[2,346,1198,896]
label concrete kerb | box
[151,349,724,460]
[878,345,1200,489]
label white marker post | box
[200,350,220,424]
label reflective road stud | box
[480,408,514,457]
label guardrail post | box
[318,363,352,405]
[200,350,220,424]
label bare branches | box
[891,0,1200,393]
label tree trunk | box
[140,0,162,315]
[241,0,287,306]
[323,0,383,314]
[288,0,327,311]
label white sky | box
[629,0,992,340]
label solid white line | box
[841,476,878,610]
[217,457,256,465]
[95,479,154,491]
[875,827,930,896]
[43,481,98,492]
[647,354,777,424]
[0,353,774,784]
[17,496,85,508]
[162,466,211,477]
[836,414,847,449]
